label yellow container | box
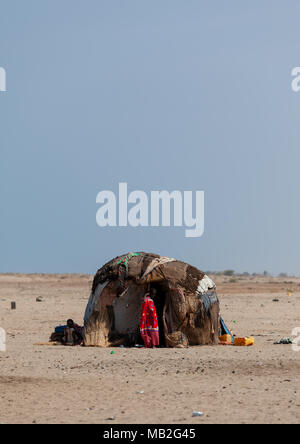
[219,334,232,345]
[234,337,254,347]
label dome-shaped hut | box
[84,252,220,348]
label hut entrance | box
[111,282,169,348]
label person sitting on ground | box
[139,288,160,348]
[63,319,82,346]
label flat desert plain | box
[0,273,299,424]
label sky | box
[1,1,300,276]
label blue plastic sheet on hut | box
[200,291,219,314]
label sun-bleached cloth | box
[139,294,159,348]
[140,256,176,282]
[196,275,216,294]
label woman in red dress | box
[139,289,160,348]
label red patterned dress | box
[139,294,160,348]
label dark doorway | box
[152,283,167,347]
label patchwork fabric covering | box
[84,252,220,348]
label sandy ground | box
[0,273,299,424]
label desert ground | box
[0,273,299,424]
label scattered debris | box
[110,351,115,355]
[192,411,204,417]
[137,391,144,394]
[274,338,292,345]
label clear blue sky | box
[1,1,300,275]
